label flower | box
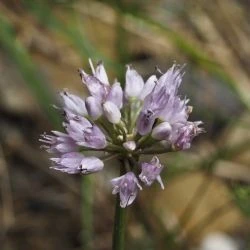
[111,172,142,208]
[40,59,203,207]
[50,152,103,174]
[170,121,203,150]
[139,156,164,189]
[137,65,185,135]
[103,101,121,124]
[60,91,87,116]
[39,131,77,154]
[64,115,107,149]
[122,141,136,151]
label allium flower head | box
[40,59,203,207]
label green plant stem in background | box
[112,195,127,250]
[24,0,123,81]
[81,175,93,250]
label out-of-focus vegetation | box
[0,0,249,250]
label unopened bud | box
[103,101,121,124]
[107,82,123,109]
[152,122,172,140]
[125,66,144,98]
[123,141,136,151]
[85,96,102,120]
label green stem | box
[139,146,174,155]
[112,195,127,250]
[112,161,127,250]
[81,176,93,250]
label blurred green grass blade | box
[23,0,95,60]
[27,0,125,78]
[23,0,124,76]
[232,185,250,217]
[0,15,62,128]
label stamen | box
[88,58,96,74]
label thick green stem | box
[112,195,127,250]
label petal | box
[156,175,165,190]
[59,152,84,168]
[50,166,80,174]
[60,91,87,116]
[81,156,104,174]
[152,122,172,140]
[125,66,144,98]
[54,142,76,153]
[79,69,109,101]
[139,75,157,100]
[106,82,123,109]
[120,191,137,208]
[103,101,121,124]
[85,96,103,120]
[136,111,157,135]
[77,125,107,149]
[110,176,123,187]
[95,62,109,85]
[158,64,184,93]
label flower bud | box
[85,96,103,120]
[125,66,144,98]
[152,122,172,140]
[103,101,121,124]
[60,91,87,116]
[79,68,108,102]
[80,156,104,174]
[107,82,123,109]
[123,141,136,151]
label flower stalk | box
[112,193,127,250]
[112,160,128,250]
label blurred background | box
[0,0,250,249]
